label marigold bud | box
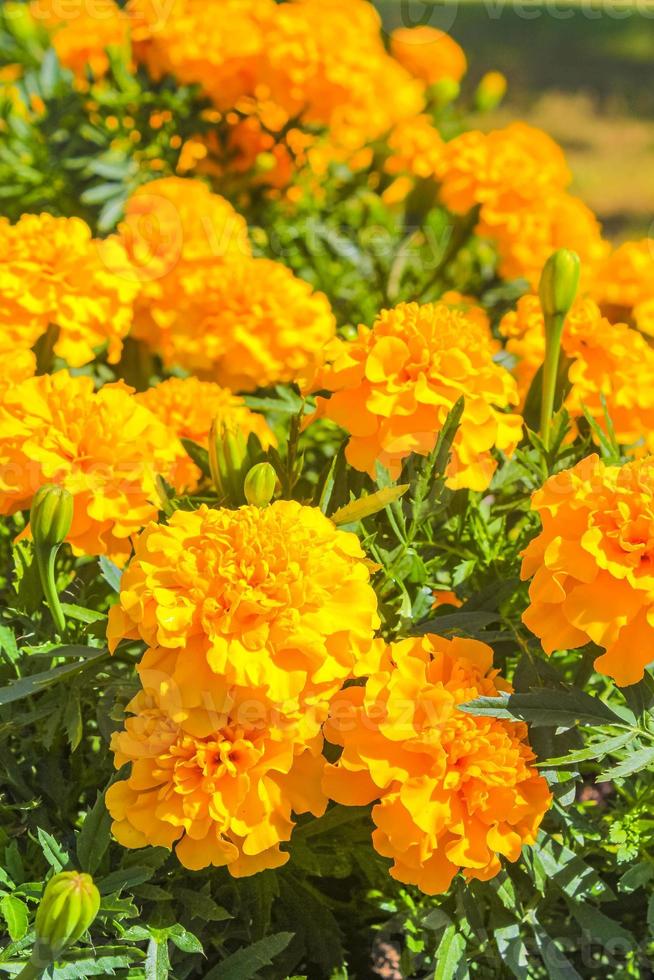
[429,78,460,107]
[208,420,249,505]
[34,872,100,959]
[475,71,507,112]
[539,249,581,320]
[244,462,277,507]
[30,485,73,551]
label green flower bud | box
[30,485,73,552]
[209,420,249,505]
[429,78,460,108]
[34,872,100,959]
[474,71,507,112]
[539,249,581,320]
[244,462,277,508]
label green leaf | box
[98,866,155,895]
[37,828,71,872]
[0,625,19,665]
[567,901,634,945]
[0,650,107,707]
[181,439,210,479]
[64,694,83,752]
[145,936,170,980]
[0,894,29,941]
[203,932,294,980]
[330,485,409,526]
[164,924,203,955]
[459,689,625,728]
[99,556,122,593]
[597,745,654,782]
[77,791,112,874]
[541,731,636,766]
[59,603,107,625]
[433,925,467,980]
[174,888,231,922]
[494,922,529,979]
[648,893,654,937]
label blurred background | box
[376,2,654,240]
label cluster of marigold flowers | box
[3,0,654,887]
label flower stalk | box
[538,249,581,449]
[30,485,73,635]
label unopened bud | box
[429,78,460,107]
[34,872,100,959]
[539,249,581,321]
[244,462,277,507]
[209,421,249,505]
[30,485,73,552]
[475,71,507,112]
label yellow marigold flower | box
[521,453,654,685]
[385,114,445,182]
[0,371,186,563]
[309,302,522,491]
[30,0,131,78]
[132,255,336,392]
[500,294,654,451]
[0,213,138,367]
[592,239,654,334]
[390,26,467,85]
[106,666,326,873]
[107,501,380,703]
[323,634,552,895]
[136,378,275,491]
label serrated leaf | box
[59,603,106,625]
[459,689,625,728]
[145,937,170,980]
[0,894,29,941]
[37,829,71,872]
[98,866,155,894]
[541,731,635,766]
[331,485,409,526]
[0,651,106,707]
[597,745,654,782]
[77,791,112,874]
[203,932,294,980]
[163,924,203,954]
[181,439,210,479]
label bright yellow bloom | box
[500,294,654,451]
[136,378,275,490]
[0,213,138,367]
[106,664,326,873]
[390,26,467,86]
[522,454,654,685]
[592,239,654,335]
[309,302,522,491]
[107,501,380,703]
[323,634,551,895]
[135,256,335,392]
[0,371,185,563]
[30,0,131,78]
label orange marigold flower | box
[133,255,336,392]
[431,590,462,609]
[439,123,570,217]
[0,371,185,563]
[129,0,423,162]
[592,239,654,335]
[385,114,445,182]
[107,501,380,703]
[500,294,654,451]
[521,454,654,685]
[136,377,275,490]
[30,0,131,78]
[0,213,138,368]
[390,26,467,86]
[309,301,522,491]
[106,665,326,873]
[323,634,551,895]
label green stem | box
[36,546,66,636]
[16,961,45,979]
[418,205,480,303]
[540,312,565,450]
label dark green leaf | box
[203,932,294,980]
